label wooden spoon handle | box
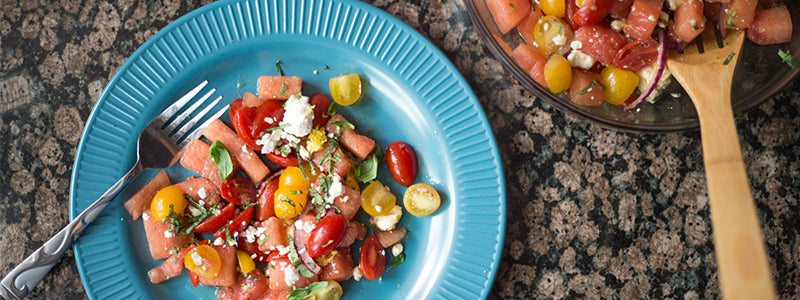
[695,91,776,300]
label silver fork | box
[0,81,227,300]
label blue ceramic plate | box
[70,0,505,299]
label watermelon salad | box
[123,72,441,300]
[487,0,793,109]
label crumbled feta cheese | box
[352,267,363,281]
[567,49,596,70]
[374,205,383,213]
[242,225,261,243]
[611,20,625,32]
[283,265,300,286]
[391,243,404,256]
[276,245,291,255]
[190,251,203,266]
[256,129,282,154]
[295,219,316,233]
[552,34,567,46]
[241,144,248,153]
[281,94,314,137]
[658,12,669,28]
[142,213,150,220]
[569,40,583,50]
[164,230,174,238]
[213,238,225,246]
[264,117,274,124]
[371,206,402,231]
[326,175,345,204]
[667,0,681,11]
[188,205,203,217]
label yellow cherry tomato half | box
[329,73,362,106]
[184,245,222,279]
[533,16,572,55]
[543,54,572,94]
[403,183,441,217]
[274,186,308,219]
[150,185,188,221]
[236,249,256,274]
[539,0,566,18]
[600,65,640,106]
[279,166,311,191]
[360,181,397,217]
[310,281,344,300]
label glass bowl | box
[465,1,800,133]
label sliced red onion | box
[293,223,321,274]
[257,168,284,195]
[624,30,668,111]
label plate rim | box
[70,0,506,299]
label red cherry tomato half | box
[253,100,284,138]
[255,176,280,222]
[231,105,260,150]
[573,0,612,27]
[213,205,256,240]
[564,0,580,30]
[236,235,270,263]
[267,250,288,262]
[306,214,347,258]
[385,141,418,187]
[612,39,659,72]
[193,203,235,233]
[220,177,258,205]
[308,93,332,129]
[228,98,244,125]
[189,269,200,288]
[266,151,299,167]
[359,234,386,280]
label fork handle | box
[0,161,143,300]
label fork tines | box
[155,80,228,147]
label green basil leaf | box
[286,281,329,300]
[779,49,800,69]
[329,120,355,130]
[209,140,233,180]
[355,154,378,183]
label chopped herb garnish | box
[257,234,270,245]
[390,252,406,267]
[779,49,800,69]
[279,81,289,97]
[726,10,738,29]
[224,226,233,242]
[691,19,701,30]
[276,60,284,76]
[279,194,296,207]
[578,80,606,95]
[289,190,303,195]
[723,52,736,65]
[508,3,515,14]
[322,239,335,248]
[286,281,328,300]
[327,102,336,116]
[209,140,233,180]
[163,195,215,236]
[323,65,329,70]
[329,120,355,130]
[259,123,290,137]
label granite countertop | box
[2,0,799,299]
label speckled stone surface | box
[1,0,799,299]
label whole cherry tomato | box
[309,93,332,129]
[306,214,347,258]
[385,141,417,187]
[193,203,235,233]
[220,177,258,205]
[359,234,386,280]
[573,0,612,27]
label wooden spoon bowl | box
[667,29,776,299]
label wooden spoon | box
[667,29,776,299]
